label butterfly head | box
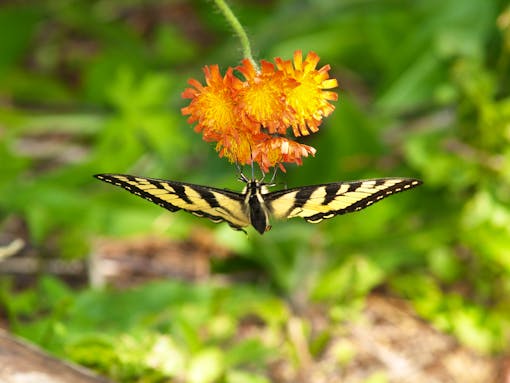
[238,173,274,196]
[237,165,277,192]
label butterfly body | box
[94,174,422,234]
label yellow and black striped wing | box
[94,174,250,231]
[266,178,422,223]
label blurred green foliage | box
[1,0,510,381]
[1,275,281,382]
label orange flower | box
[181,51,338,173]
[252,137,317,173]
[182,65,242,142]
[236,59,294,135]
[275,51,338,137]
[215,129,255,165]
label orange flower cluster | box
[182,51,338,172]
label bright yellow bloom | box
[275,51,338,136]
[181,51,338,173]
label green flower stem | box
[213,0,257,68]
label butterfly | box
[94,173,421,234]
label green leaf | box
[187,348,225,383]
[225,339,271,368]
[312,256,384,301]
[226,370,270,383]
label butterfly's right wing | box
[94,174,251,231]
[266,178,422,223]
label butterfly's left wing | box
[94,174,251,231]
[265,178,421,223]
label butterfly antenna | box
[235,162,249,183]
[269,165,279,185]
[249,144,255,181]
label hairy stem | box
[213,0,257,68]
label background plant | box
[1,0,509,382]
